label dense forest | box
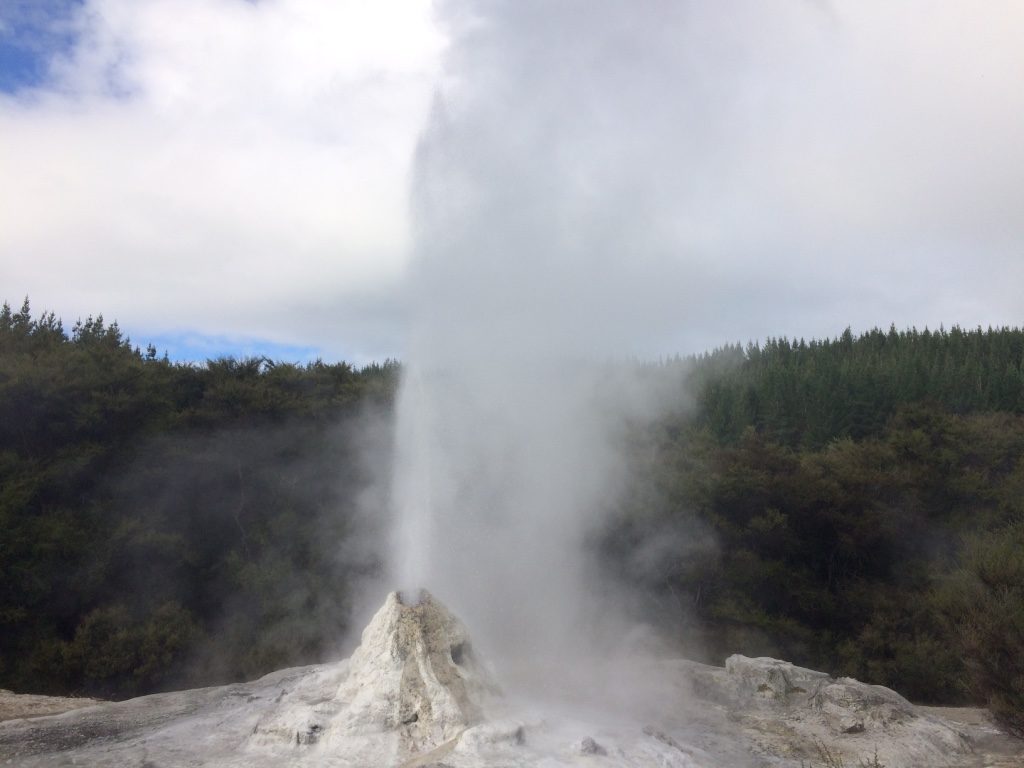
[0,299,398,698]
[1,299,1022,736]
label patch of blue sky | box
[0,0,84,93]
[140,330,323,365]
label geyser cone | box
[250,590,498,760]
[337,589,498,742]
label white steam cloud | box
[387,0,705,669]
[383,0,1024,681]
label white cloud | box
[1,1,1022,362]
[0,0,443,359]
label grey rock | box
[578,736,607,755]
[724,654,831,707]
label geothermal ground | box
[0,592,1019,768]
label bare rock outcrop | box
[685,654,974,767]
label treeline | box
[0,299,398,696]
[689,325,1024,446]
[1,299,1022,734]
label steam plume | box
[386,0,699,667]
[385,0,1024,673]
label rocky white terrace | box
[0,591,1019,767]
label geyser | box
[384,0,703,674]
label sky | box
[1,0,1022,364]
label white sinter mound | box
[0,591,1017,767]
[249,588,499,764]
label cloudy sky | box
[1,0,1022,363]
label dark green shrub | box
[62,602,201,697]
[938,520,1024,737]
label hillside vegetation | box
[0,300,397,696]
[1,299,1022,735]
